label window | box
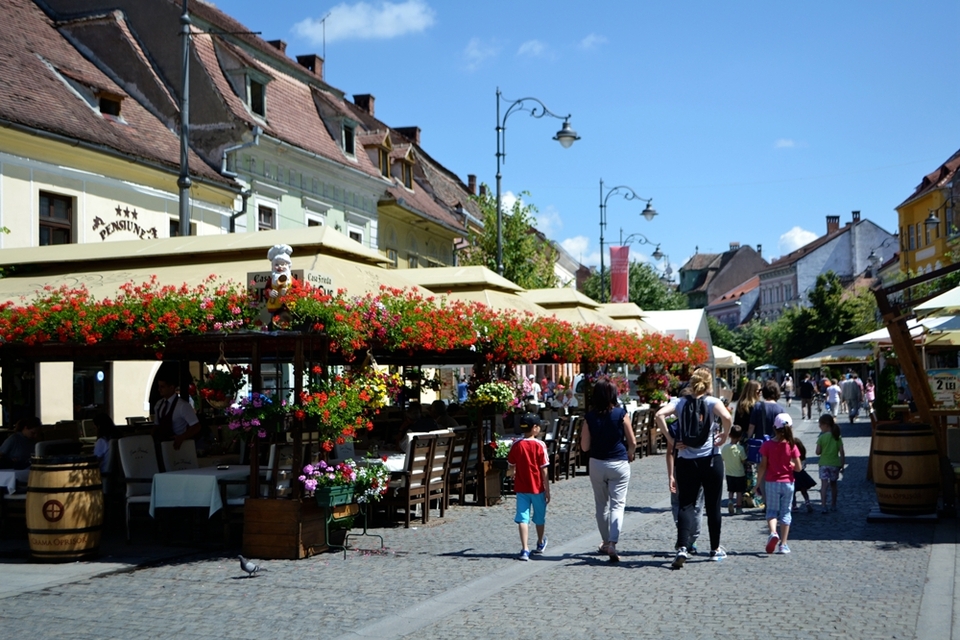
[249,79,265,117]
[258,205,276,230]
[948,207,957,237]
[402,163,413,189]
[98,95,121,117]
[386,248,398,268]
[378,149,390,177]
[39,191,73,245]
[169,219,197,237]
[408,254,419,269]
[342,123,356,155]
[926,222,932,246]
[349,230,363,243]
[908,225,915,250]
[307,217,323,227]
[916,223,922,247]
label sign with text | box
[91,205,159,241]
[927,369,960,407]
[609,245,630,303]
[247,270,333,326]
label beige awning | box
[519,288,626,328]
[598,302,661,335]
[402,266,550,316]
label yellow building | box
[897,149,959,275]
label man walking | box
[799,373,816,420]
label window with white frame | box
[258,204,276,230]
[342,122,356,156]
[39,191,73,245]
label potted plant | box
[300,459,358,507]
[194,364,247,409]
[224,391,288,439]
[486,436,513,470]
[354,460,391,504]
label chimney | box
[826,215,840,234]
[296,54,324,79]
[756,244,762,257]
[729,242,740,251]
[479,184,487,197]
[353,94,375,116]
[852,210,861,223]
[266,39,287,54]
[395,126,421,145]
[467,174,477,195]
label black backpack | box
[678,395,712,448]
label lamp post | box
[177,0,192,236]
[618,228,663,260]
[598,179,657,302]
[495,88,579,276]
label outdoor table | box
[149,465,249,517]
[356,450,406,473]
[0,468,29,494]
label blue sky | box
[212,0,959,278]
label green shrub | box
[874,363,899,421]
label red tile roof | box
[898,148,960,208]
[0,0,230,185]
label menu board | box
[927,369,960,407]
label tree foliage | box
[581,262,687,310]
[706,315,737,352]
[459,187,558,289]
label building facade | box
[896,148,959,275]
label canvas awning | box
[400,266,550,316]
[792,343,873,369]
[915,286,960,317]
[713,346,745,368]
[598,302,661,335]
[0,228,422,302]
[844,316,960,346]
[519,288,626,328]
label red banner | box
[610,245,630,303]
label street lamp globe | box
[652,245,664,261]
[553,120,580,148]
[641,202,658,221]
[925,210,941,231]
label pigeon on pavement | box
[238,555,264,577]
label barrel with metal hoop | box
[871,423,941,516]
[25,455,104,561]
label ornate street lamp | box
[598,179,657,302]
[618,228,663,261]
[495,88,579,276]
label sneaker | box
[671,547,689,569]
[735,508,743,515]
[765,533,780,554]
[689,544,698,556]
[533,537,548,555]
[776,543,791,554]
[805,503,814,514]
[728,503,735,515]
[710,546,727,562]
[518,550,530,561]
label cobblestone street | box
[1,404,956,639]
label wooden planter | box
[243,498,331,559]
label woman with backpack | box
[655,367,733,568]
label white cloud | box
[499,190,520,212]
[775,138,796,149]
[579,33,607,50]
[532,205,562,237]
[561,235,599,269]
[517,39,548,57]
[464,37,500,70]
[778,226,818,255]
[293,1,435,44]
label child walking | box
[507,413,551,561]
[792,438,817,513]
[756,413,802,554]
[816,414,845,513]
[721,425,747,514]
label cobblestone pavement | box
[0,403,955,639]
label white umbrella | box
[915,286,960,317]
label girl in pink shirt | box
[756,413,802,554]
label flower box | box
[314,485,355,508]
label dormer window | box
[249,79,265,117]
[379,148,390,177]
[343,122,356,156]
[97,92,123,117]
[402,163,413,189]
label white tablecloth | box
[0,469,29,494]
[149,465,249,518]
[356,451,406,473]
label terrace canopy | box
[792,343,874,370]
[400,266,550,316]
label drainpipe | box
[221,126,261,233]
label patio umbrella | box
[914,285,960,317]
[754,364,779,371]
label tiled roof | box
[759,226,850,273]
[709,275,760,304]
[0,0,230,185]
[898,148,960,208]
[682,252,721,272]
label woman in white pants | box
[581,379,637,562]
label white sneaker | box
[710,546,727,562]
[671,547,688,569]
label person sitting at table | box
[553,388,579,413]
[430,400,459,429]
[92,413,120,474]
[0,416,41,469]
[395,404,440,454]
[152,372,201,456]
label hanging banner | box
[610,245,630,303]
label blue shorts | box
[515,492,547,526]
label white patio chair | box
[160,440,198,472]
[118,435,159,542]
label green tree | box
[707,315,737,352]
[580,262,687,310]
[459,187,558,289]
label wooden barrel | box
[871,423,941,516]
[25,455,104,562]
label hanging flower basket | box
[314,485,355,508]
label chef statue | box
[265,243,293,319]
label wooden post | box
[249,339,261,500]
[290,335,304,501]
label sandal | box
[607,544,620,563]
[598,542,610,555]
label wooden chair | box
[427,432,455,517]
[632,409,649,459]
[117,435,159,542]
[160,440,199,472]
[447,427,475,506]
[544,416,565,482]
[559,416,584,480]
[384,433,435,528]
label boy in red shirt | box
[507,413,551,561]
